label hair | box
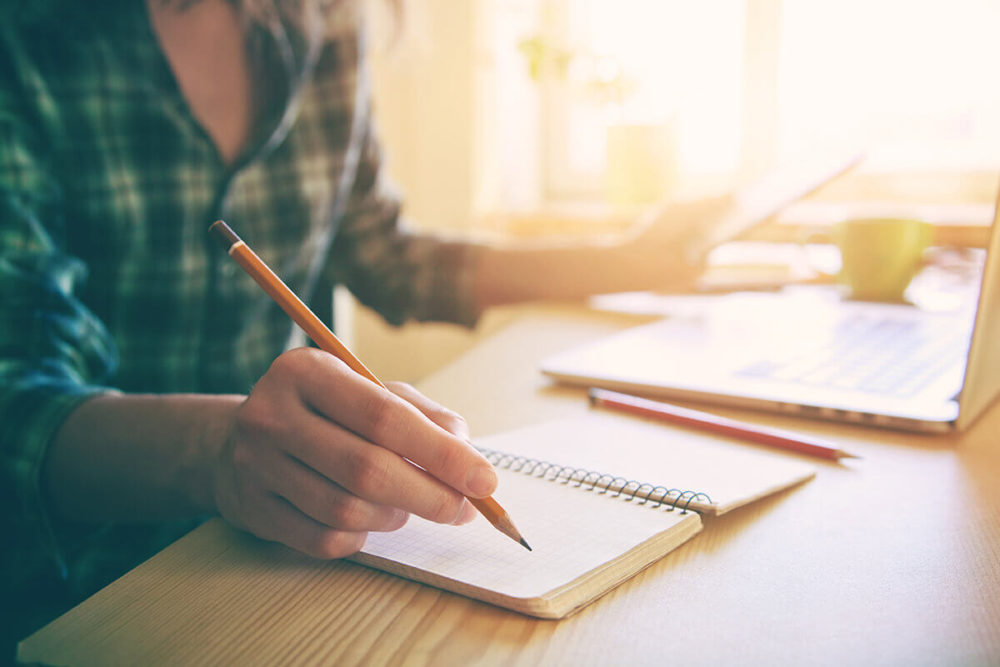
[163,0,341,33]
[3,0,403,56]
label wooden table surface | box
[18,305,1000,666]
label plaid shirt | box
[0,2,480,640]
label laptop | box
[541,192,1000,433]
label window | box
[479,0,1000,215]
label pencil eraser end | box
[209,220,240,250]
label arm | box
[42,393,239,523]
[472,237,674,308]
[323,22,733,327]
[44,364,495,559]
[1,90,495,578]
[473,196,734,309]
[327,81,731,326]
[0,79,123,586]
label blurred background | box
[345,0,1000,381]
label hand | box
[619,193,734,290]
[212,347,497,559]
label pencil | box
[588,388,859,461]
[209,220,530,550]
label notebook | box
[348,411,814,618]
[541,194,1000,434]
[17,411,815,657]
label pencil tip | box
[839,452,862,460]
[520,538,532,551]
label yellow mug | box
[834,217,933,302]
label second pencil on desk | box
[589,388,859,461]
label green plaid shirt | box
[0,3,480,641]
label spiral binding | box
[478,448,712,513]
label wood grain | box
[18,305,1000,666]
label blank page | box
[478,412,817,514]
[353,464,701,617]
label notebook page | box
[476,412,816,515]
[353,465,699,606]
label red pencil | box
[588,388,859,461]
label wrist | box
[618,229,704,291]
[190,394,245,515]
[44,392,247,522]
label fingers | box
[284,404,477,524]
[263,451,410,533]
[385,381,470,440]
[216,348,491,561]
[289,352,497,499]
[252,493,369,560]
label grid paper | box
[359,467,692,600]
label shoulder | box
[0,0,129,78]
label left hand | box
[617,194,735,291]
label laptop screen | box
[956,193,1000,430]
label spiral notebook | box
[17,411,817,664]
[349,410,816,618]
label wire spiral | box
[478,448,712,513]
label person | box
[0,0,729,654]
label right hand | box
[212,347,497,559]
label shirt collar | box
[110,1,325,170]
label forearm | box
[470,196,733,310]
[473,238,681,308]
[43,392,244,523]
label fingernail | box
[466,465,497,497]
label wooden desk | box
[18,306,1000,665]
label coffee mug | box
[833,217,933,302]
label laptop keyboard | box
[736,314,969,398]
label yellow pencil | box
[209,220,530,550]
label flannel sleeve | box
[0,79,119,591]
[324,44,484,328]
